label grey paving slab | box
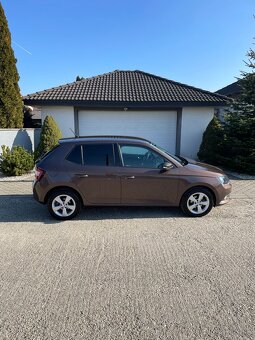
[0,180,33,195]
[230,180,255,199]
[0,179,254,339]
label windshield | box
[152,143,188,166]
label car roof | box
[59,135,152,144]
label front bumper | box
[216,182,232,206]
[219,194,231,205]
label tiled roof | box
[216,81,241,97]
[24,70,227,107]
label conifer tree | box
[222,43,255,174]
[198,40,255,174]
[35,116,62,159]
[0,2,23,128]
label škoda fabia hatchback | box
[33,136,232,220]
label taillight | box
[35,167,45,182]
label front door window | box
[119,145,165,169]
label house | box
[31,107,42,127]
[215,81,241,121]
[23,70,227,158]
[216,81,241,99]
[23,105,42,128]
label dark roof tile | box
[23,70,227,106]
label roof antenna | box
[70,128,79,138]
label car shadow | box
[0,194,184,224]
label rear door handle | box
[75,173,89,178]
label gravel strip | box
[225,170,255,180]
[0,171,34,182]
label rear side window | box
[83,144,114,166]
[66,145,82,164]
[36,144,60,162]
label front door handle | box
[125,176,135,179]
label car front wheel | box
[180,187,214,217]
[48,189,82,220]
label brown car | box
[33,136,232,220]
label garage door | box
[78,110,177,153]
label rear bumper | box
[33,186,39,202]
[33,181,45,204]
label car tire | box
[47,189,82,220]
[180,187,214,217]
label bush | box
[34,115,62,160]
[0,145,34,176]
[216,154,255,175]
[197,117,224,164]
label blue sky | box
[2,0,254,95]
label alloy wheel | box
[52,194,76,217]
[187,192,210,215]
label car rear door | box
[66,143,121,204]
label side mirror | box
[161,162,174,172]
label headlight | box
[218,175,230,185]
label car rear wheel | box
[48,189,82,220]
[181,187,213,217]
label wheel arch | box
[44,186,84,205]
[179,185,217,207]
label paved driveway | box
[0,179,254,339]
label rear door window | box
[82,144,114,166]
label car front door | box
[118,144,180,205]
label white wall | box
[40,105,214,158]
[0,128,41,154]
[180,107,214,159]
[41,106,75,138]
